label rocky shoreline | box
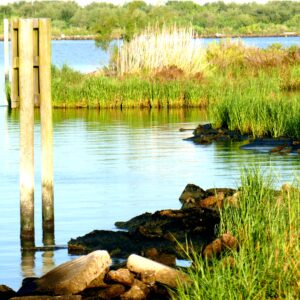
[1,182,240,300]
[185,123,300,155]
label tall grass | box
[116,26,206,76]
[175,168,300,299]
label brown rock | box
[220,233,238,251]
[81,284,126,299]
[202,238,222,259]
[200,192,225,209]
[106,268,135,286]
[29,251,111,295]
[140,271,156,286]
[144,248,176,267]
[120,285,146,300]
[0,284,16,300]
[132,279,149,295]
[203,233,238,259]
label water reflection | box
[21,250,36,279]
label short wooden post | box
[39,19,54,245]
[19,19,35,247]
[4,19,9,106]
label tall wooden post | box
[39,19,54,245]
[19,19,35,247]
[4,19,9,106]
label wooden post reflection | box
[21,249,36,278]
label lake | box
[0,37,300,290]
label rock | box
[240,138,300,154]
[106,268,135,286]
[200,192,225,209]
[270,144,289,153]
[144,248,176,267]
[120,285,146,300]
[69,208,219,258]
[202,238,223,259]
[203,233,238,259]
[193,123,212,135]
[205,188,236,197]
[18,251,111,296]
[80,284,126,299]
[131,279,149,296]
[115,213,152,231]
[127,254,191,289]
[147,283,170,300]
[11,296,81,300]
[220,233,239,251]
[186,124,248,145]
[140,271,156,286]
[179,183,206,206]
[0,284,17,299]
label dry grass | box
[116,25,206,76]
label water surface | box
[0,108,299,289]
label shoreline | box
[0,33,300,41]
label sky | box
[0,0,271,6]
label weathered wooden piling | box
[4,19,9,106]
[19,19,35,247]
[12,18,54,248]
[39,19,54,244]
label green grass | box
[51,65,208,109]
[175,168,300,299]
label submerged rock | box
[240,138,300,154]
[185,123,248,145]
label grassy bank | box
[51,36,300,139]
[175,169,300,299]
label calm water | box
[0,108,299,289]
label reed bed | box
[51,36,300,139]
[116,26,206,76]
[175,168,300,299]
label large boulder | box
[18,250,111,296]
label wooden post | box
[11,19,19,109]
[19,19,35,247]
[39,19,54,245]
[4,19,9,106]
